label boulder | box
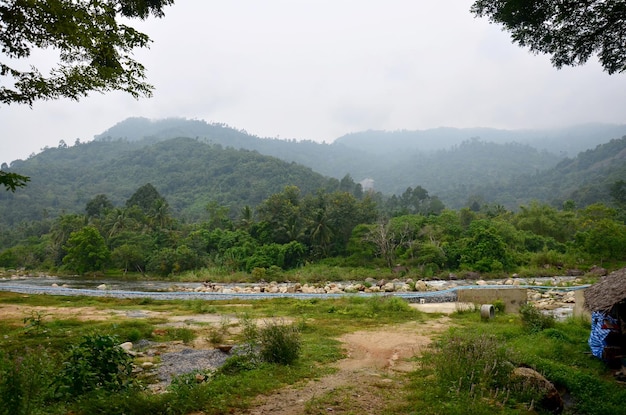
[588,266,607,276]
[414,280,427,291]
[141,361,155,369]
[512,367,563,414]
[120,342,133,352]
[465,271,481,280]
[382,282,396,292]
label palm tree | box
[309,207,333,257]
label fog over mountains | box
[94,117,626,205]
[2,117,625,227]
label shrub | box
[492,299,506,313]
[0,347,56,415]
[217,354,260,375]
[239,314,260,351]
[426,333,514,396]
[56,334,134,398]
[519,303,555,333]
[258,320,302,365]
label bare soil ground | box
[0,303,450,415]
[231,318,450,415]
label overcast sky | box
[2,0,626,165]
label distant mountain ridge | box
[97,117,626,157]
[486,136,626,208]
[333,124,626,157]
[93,117,626,207]
[1,118,624,229]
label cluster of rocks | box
[180,278,429,295]
[168,275,586,296]
[529,289,577,306]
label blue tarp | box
[589,311,619,359]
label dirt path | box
[0,304,450,414]
[232,318,450,415]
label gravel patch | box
[157,347,231,383]
[133,339,244,391]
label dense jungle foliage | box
[1,176,625,277]
[1,119,625,277]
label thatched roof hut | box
[584,267,626,313]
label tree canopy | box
[1,0,174,191]
[0,170,29,191]
[471,0,626,74]
[0,0,174,105]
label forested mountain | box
[93,118,626,208]
[3,118,625,230]
[0,137,338,226]
[334,124,626,157]
[2,123,626,278]
[95,117,374,182]
[98,118,626,158]
[473,137,626,209]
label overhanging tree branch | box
[0,0,174,105]
[471,0,626,74]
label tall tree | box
[610,179,626,208]
[257,186,302,244]
[85,194,113,219]
[62,226,110,274]
[0,0,174,105]
[126,183,165,213]
[471,0,626,74]
[1,0,173,191]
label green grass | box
[2,289,622,415]
[402,310,626,415]
[0,292,420,415]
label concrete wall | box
[457,288,527,313]
[573,289,591,320]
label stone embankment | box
[168,275,587,296]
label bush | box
[258,320,302,365]
[0,347,57,415]
[56,334,134,398]
[426,333,514,396]
[217,354,260,375]
[492,299,506,313]
[519,303,555,333]
[367,296,411,314]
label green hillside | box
[469,136,626,209]
[3,119,625,230]
[91,118,626,209]
[0,137,335,226]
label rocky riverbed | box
[0,271,591,306]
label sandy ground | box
[230,318,450,415]
[0,303,451,415]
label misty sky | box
[2,0,626,165]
